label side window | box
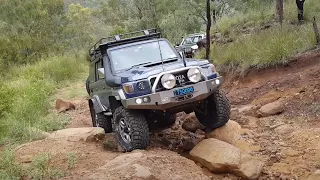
[95,60,105,81]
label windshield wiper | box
[125,62,152,71]
[163,57,178,62]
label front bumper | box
[121,77,223,110]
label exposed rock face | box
[257,100,284,117]
[85,149,210,180]
[182,113,204,133]
[55,99,76,113]
[48,127,105,142]
[190,138,263,180]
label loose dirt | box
[14,49,320,179]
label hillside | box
[5,48,319,180]
[0,0,320,179]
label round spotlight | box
[161,74,176,89]
[187,68,201,83]
[135,98,142,104]
[143,97,150,103]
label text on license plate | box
[174,86,194,96]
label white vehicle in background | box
[175,33,206,58]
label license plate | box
[174,86,194,96]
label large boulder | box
[182,113,204,132]
[55,99,76,113]
[84,149,210,180]
[190,138,241,173]
[257,99,284,117]
[48,127,105,142]
[208,121,258,152]
[208,120,241,145]
[190,138,263,180]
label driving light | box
[136,98,142,104]
[161,74,176,89]
[187,68,201,83]
[215,79,220,85]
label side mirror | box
[98,68,105,74]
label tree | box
[65,3,95,48]
[0,0,65,65]
[206,0,211,60]
[276,0,284,24]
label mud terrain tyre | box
[113,107,149,152]
[89,105,112,133]
[195,89,230,131]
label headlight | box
[187,68,201,83]
[123,84,134,94]
[161,73,176,89]
[122,80,151,94]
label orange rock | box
[55,99,75,113]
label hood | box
[118,59,209,82]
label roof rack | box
[89,28,161,56]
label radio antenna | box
[157,38,164,70]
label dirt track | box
[15,49,320,179]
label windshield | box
[109,40,178,72]
[181,36,202,45]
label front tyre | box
[89,105,112,133]
[113,107,149,152]
[195,89,230,131]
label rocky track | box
[15,49,320,180]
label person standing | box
[296,0,306,23]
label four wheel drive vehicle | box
[175,33,206,58]
[86,29,230,152]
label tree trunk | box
[276,0,284,25]
[206,0,211,60]
[313,17,320,45]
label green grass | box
[210,23,315,74]
[67,152,77,170]
[215,0,320,35]
[216,3,274,35]
[29,153,65,180]
[0,149,21,180]
[203,0,320,75]
[0,54,87,144]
